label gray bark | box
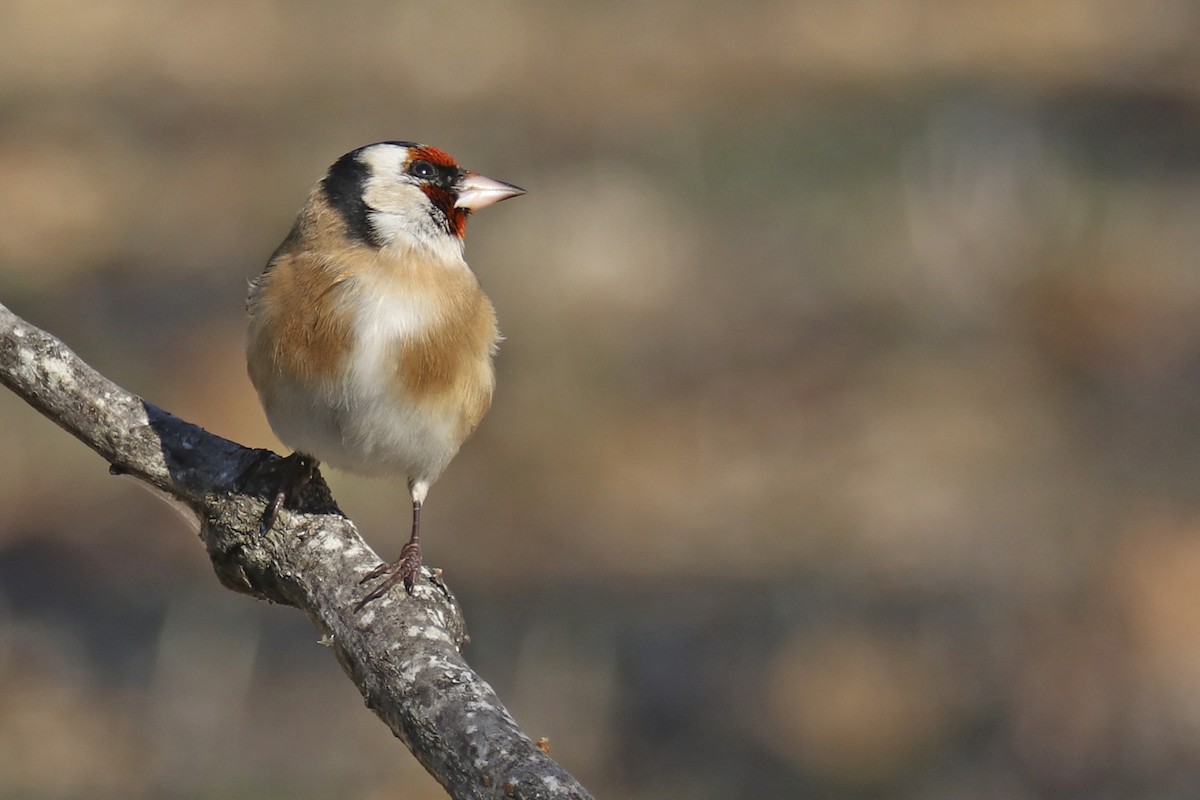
[0,301,594,800]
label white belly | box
[262,372,464,480]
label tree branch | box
[0,301,594,800]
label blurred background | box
[2,1,1200,798]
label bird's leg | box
[256,452,319,536]
[356,498,423,608]
[357,480,429,609]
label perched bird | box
[246,141,524,607]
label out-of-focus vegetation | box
[2,1,1200,798]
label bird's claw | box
[251,452,318,536]
[258,487,287,536]
[355,542,423,610]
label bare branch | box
[0,301,594,800]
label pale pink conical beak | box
[454,172,526,211]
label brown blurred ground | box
[3,1,1200,798]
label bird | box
[245,141,524,608]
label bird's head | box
[321,141,524,259]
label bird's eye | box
[409,161,437,180]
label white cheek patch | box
[358,144,434,238]
[358,157,465,262]
[361,180,432,232]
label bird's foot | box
[254,452,319,536]
[356,541,423,610]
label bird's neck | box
[381,230,467,270]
